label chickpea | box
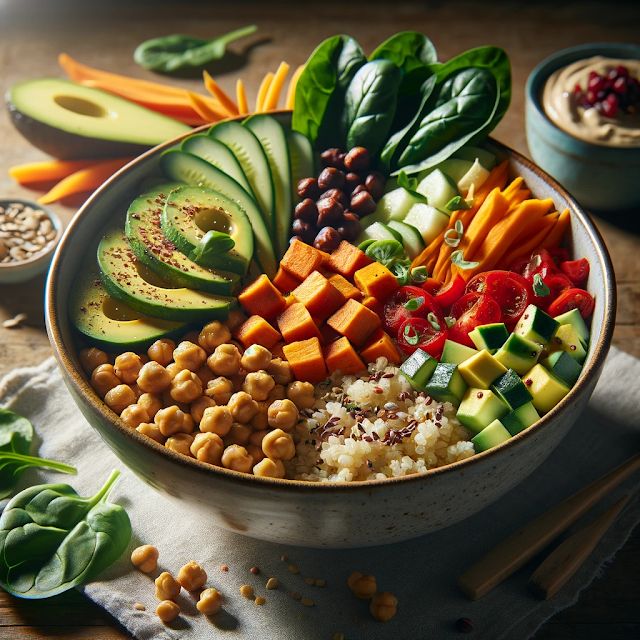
[228,392,259,423]
[267,384,286,403]
[196,587,223,615]
[253,457,285,478]
[240,344,272,372]
[261,429,295,461]
[136,361,172,394]
[165,362,182,379]
[120,404,150,428]
[243,370,275,401]
[199,405,233,436]
[79,347,109,374]
[91,363,120,397]
[246,444,266,464]
[287,381,315,409]
[205,376,234,404]
[221,444,253,473]
[198,321,231,353]
[154,405,194,437]
[190,396,217,424]
[173,341,206,372]
[165,433,194,456]
[104,384,137,414]
[250,402,269,430]
[369,592,398,622]
[130,544,159,573]
[195,365,215,387]
[225,423,252,446]
[190,432,224,465]
[177,560,207,591]
[267,358,293,385]
[136,422,165,444]
[156,600,180,624]
[267,399,299,432]
[138,393,162,419]
[347,572,377,599]
[170,369,203,404]
[155,571,181,601]
[130,383,143,400]
[114,352,143,384]
[148,338,175,366]
[207,343,241,377]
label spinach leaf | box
[292,35,366,147]
[396,68,499,174]
[0,409,76,500]
[0,469,131,599]
[370,31,437,75]
[342,60,402,157]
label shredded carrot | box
[255,72,274,112]
[38,157,134,204]
[236,79,249,115]
[9,158,108,185]
[187,91,228,123]
[285,65,304,110]
[500,212,559,267]
[540,208,571,249]
[263,62,290,111]
[202,70,239,116]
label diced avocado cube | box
[553,308,590,343]
[441,339,478,365]
[542,350,583,386]
[399,349,437,389]
[456,388,509,434]
[471,419,511,452]
[494,333,543,374]
[514,304,559,345]
[549,324,587,363]
[469,323,509,354]
[522,364,570,414]
[502,402,541,436]
[492,369,533,409]
[458,350,507,389]
[424,363,468,405]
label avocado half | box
[6,78,190,159]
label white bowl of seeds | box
[0,199,62,284]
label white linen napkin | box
[0,346,638,640]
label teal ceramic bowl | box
[526,42,640,211]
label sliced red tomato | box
[421,278,442,296]
[430,275,466,312]
[397,317,448,358]
[466,270,531,329]
[559,258,590,287]
[448,294,502,347]
[547,288,595,319]
[383,286,437,334]
[522,249,558,280]
[450,292,482,319]
[548,247,571,264]
[532,268,573,310]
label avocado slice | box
[70,265,186,350]
[125,184,240,294]
[456,388,509,435]
[162,186,253,275]
[399,349,437,389]
[441,339,478,365]
[471,419,511,452]
[521,364,570,414]
[97,228,236,322]
[424,362,467,405]
[7,79,189,159]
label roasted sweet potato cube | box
[326,298,381,347]
[324,336,366,375]
[282,337,327,383]
[292,271,346,322]
[238,274,286,319]
[276,302,322,343]
[327,241,372,280]
[280,239,326,280]
[235,315,282,349]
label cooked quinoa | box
[286,358,474,482]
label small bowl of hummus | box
[526,43,640,211]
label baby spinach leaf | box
[192,230,235,265]
[0,470,131,599]
[342,59,402,157]
[370,31,437,75]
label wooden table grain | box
[0,1,638,638]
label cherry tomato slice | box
[548,247,571,264]
[431,275,466,312]
[450,292,482,319]
[520,248,558,280]
[448,294,502,348]
[532,268,573,310]
[547,288,595,319]
[383,286,434,334]
[397,317,448,358]
[559,258,590,287]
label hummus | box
[542,56,640,147]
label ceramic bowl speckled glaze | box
[45,114,616,548]
[526,42,640,211]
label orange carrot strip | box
[285,65,304,110]
[236,79,249,115]
[202,70,239,116]
[255,72,274,112]
[9,158,106,185]
[187,91,228,123]
[462,189,510,261]
[540,208,571,249]
[499,213,559,267]
[263,62,290,111]
[38,157,133,204]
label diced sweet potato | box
[235,315,282,349]
[282,337,327,383]
[280,239,326,280]
[324,337,366,375]
[360,329,401,365]
[238,274,286,320]
[328,273,362,301]
[320,323,341,344]
[272,266,300,294]
[354,262,398,302]
[362,295,383,316]
[326,298,381,347]
[292,271,346,322]
[276,302,322,343]
[327,241,372,280]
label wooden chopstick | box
[528,493,632,600]
[457,454,640,600]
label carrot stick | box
[500,213,559,267]
[236,79,249,115]
[9,158,107,185]
[38,157,134,204]
[263,62,290,111]
[256,72,274,112]
[462,189,509,261]
[187,91,228,123]
[541,208,571,249]
[285,65,304,110]
[202,71,239,116]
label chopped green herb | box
[410,266,428,283]
[403,296,424,311]
[533,273,551,297]
[403,324,420,345]
[445,195,471,211]
[427,312,441,331]
[445,316,456,328]
[390,260,410,285]
[365,239,404,266]
[450,250,479,270]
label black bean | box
[294,198,318,223]
[320,148,345,169]
[344,147,370,173]
[318,167,345,191]
[344,172,362,193]
[318,188,348,208]
[291,219,317,244]
[365,171,386,201]
[337,212,361,241]
[317,198,344,227]
[350,190,377,217]
[313,226,342,252]
[297,177,320,200]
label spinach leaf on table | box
[370,31,437,76]
[0,469,131,599]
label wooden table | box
[0,1,638,637]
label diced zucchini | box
[404,203,450,244]
[453,145,497,170]
[542,350,583,386]
[416,168,459,210]
[456,388,509,435]
[424,363,468,405]
[375,187,425,222]
[494,333,543,374]
[514,304,559,345]
[469,323,509,354]
[522,364,570,414]
[502,402,540,436]
[359,221,402,244]
[387,220,425,259]
[458,350,507,389]
[441,339,478,365]
[549,324,587,363]
[418,159,474,184]
[471,419,511,452]
[457,158,490,193]
[553,308,589,343]
[399,349,437,390]
[492,368,533,409]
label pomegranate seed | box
[616,65,629,77]
[588,76,605,92]
[587,89,598,104]
[613,77,628,94]
[602,94,619,118]
[589,70,598,80]
[608,68,618,81]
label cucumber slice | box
[403,203,449,244]
[387,220,425,259]
[208,120,275,234]
[375,187,425,222]
[400,349,437,389]
[244,115,292,258]
[359,221,402,244]
[553,308,589,343]
[458,158,490,193]
[418,159,474,185]
[287,130,315,202]
[416,169,459,210]
[181,134,253,195]
[502,402,540,436]
[160,150,276,277]
[453,145,497,170]
[471,419,511,452]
